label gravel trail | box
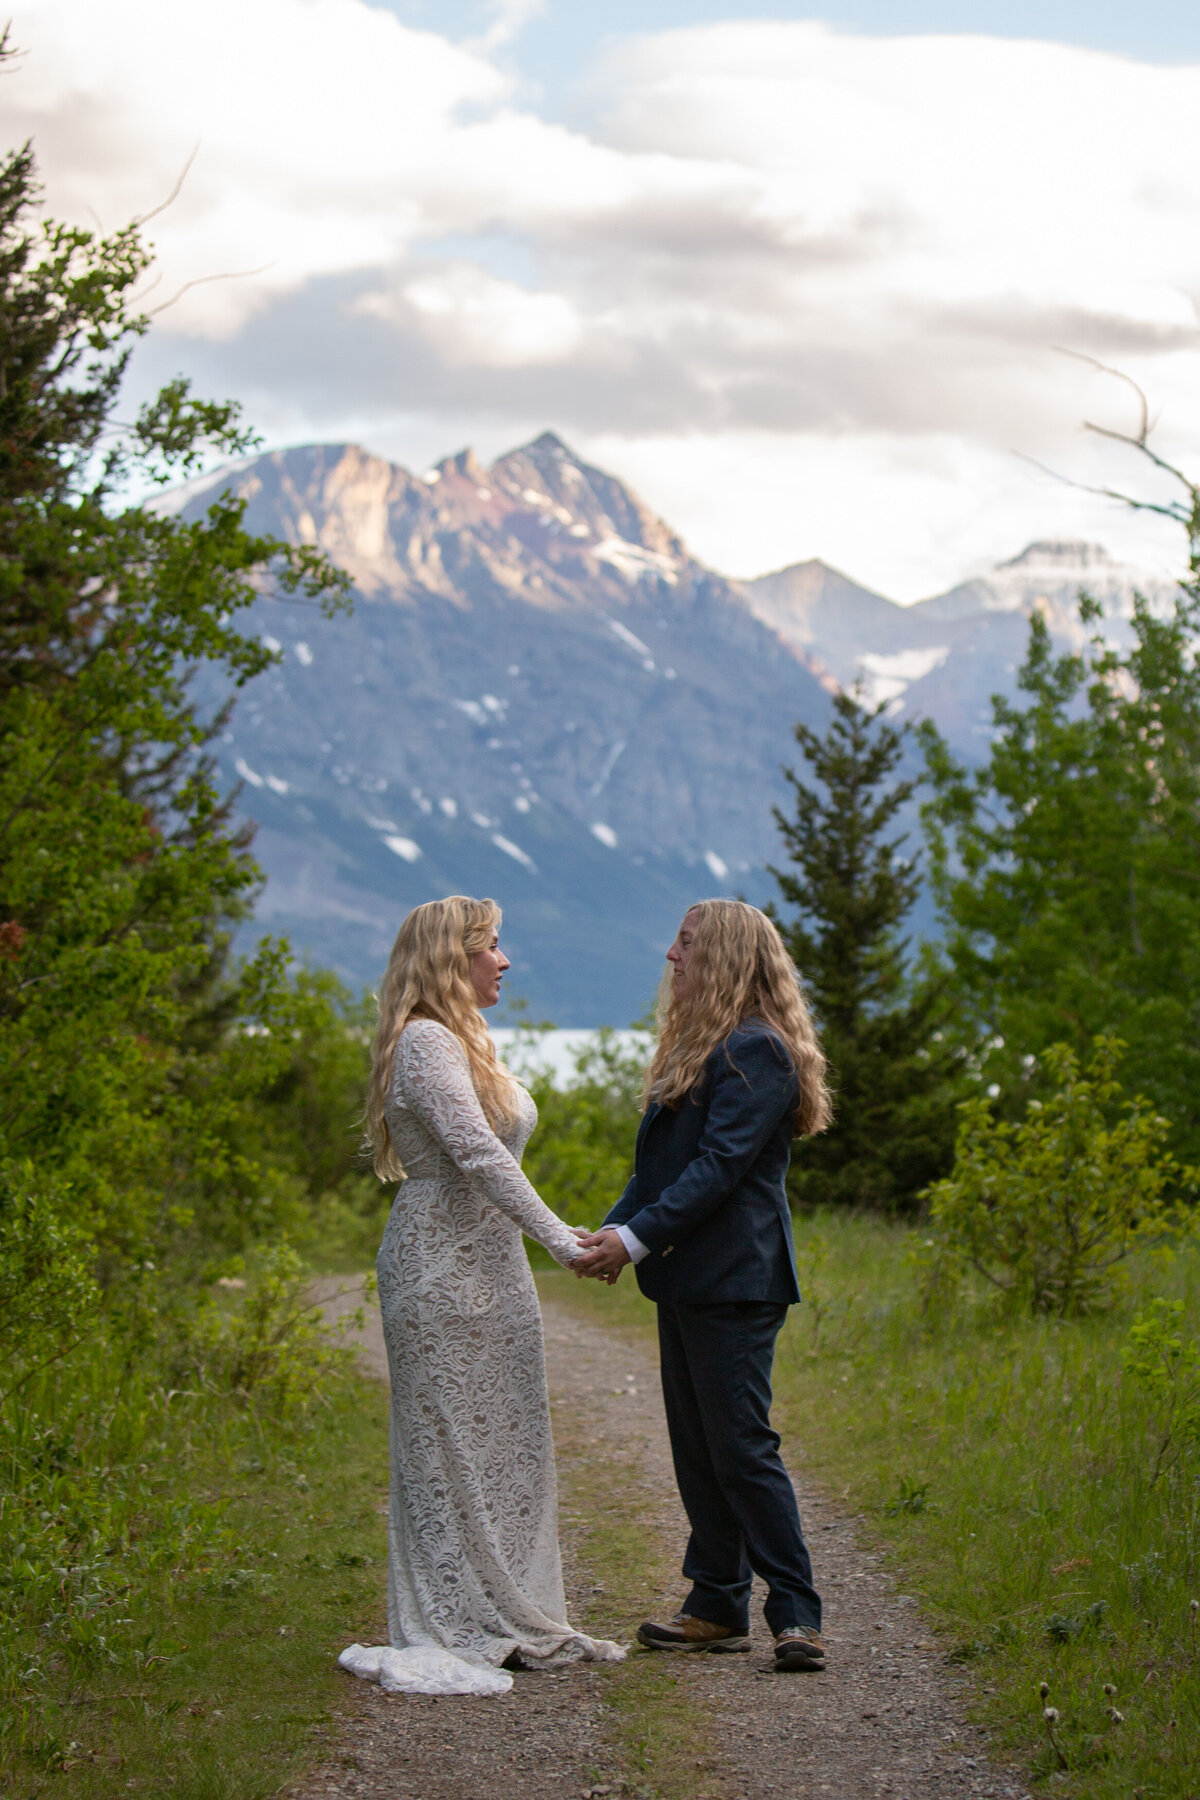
[291,1283,1030,1800]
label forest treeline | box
[4,95,1200,1793]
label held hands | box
[571,1228,630,1286]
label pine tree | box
[771,689,962,1214]
[0,118,350,1264]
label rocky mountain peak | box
[435,445,489,484]
[490,435,685,569]
[521,429,575,460]
[179,433,702,613]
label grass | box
[545,1218,1200,1799]
[15,1213,1196,1799]
[1,1320,390,1799]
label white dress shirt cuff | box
[613,1223,650,1265]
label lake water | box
[490,1027,652,1088]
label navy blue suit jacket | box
[602,1020,802,1304]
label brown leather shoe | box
[637,1612,750,1653]
[774,1627,826,1671]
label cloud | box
[9,2,1200,589]
[463,0,546,55]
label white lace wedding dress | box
[340,1019,624,1698]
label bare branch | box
[1012,450,1192,527]
[133,143,200,229]
[1011,351,1200,564]
[126,269,164,310]
[146,262,273,319]
[1081,420,1193,496]
[1052,347,1155,444]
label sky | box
[6,0,1200,599]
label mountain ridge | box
[173,433,1184,1018]
[180,434,833,1020]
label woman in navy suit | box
[575,899,830,1672]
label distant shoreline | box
[491,1026,652,1089]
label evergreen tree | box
[0,118,350,1267]
[771,689,962,1214]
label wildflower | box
[1041,1703,1068,1771]
[1107,1708,1124,1724]
[1039,1681,1050,1700]
[1103,1683,1116,1697]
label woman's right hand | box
[572,1229,630,1284]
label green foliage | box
[234,970,385,1266]
[0,1164,100,1399]
[552,1220,1200,1796]
[883,1476,934,1515]
[919,542,1200,1166]
[511,1025,651,1234]
[0,104,392,1796]
[0,1248,365,1773]
[921,1036,1193,1315]
[1121,1297,1200,1484]
[770,687,964,1214]
[0,1314,387,1798]
[169,1244,366,1413]
[0,132,351,1272]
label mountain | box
[173,434,833,1022]
[741,539,1183,750]
[741,559,965,696]
[172,438,1184,1020]
[910,539,1178,627]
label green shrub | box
[0,1164,100,1401]
[920,1036,1195,1314]
[170,1243,366,1411]
[511,1025,651,1233]
[1121,1296,1200,1484]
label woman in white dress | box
[342,895,623,1697]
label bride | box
[341,895,624,1697]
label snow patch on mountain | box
[594,537,679,586]
[857,645,950,705]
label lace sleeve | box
[395,1022,581,1267]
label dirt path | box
[292,1286,1031,1800]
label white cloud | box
[9,0,508,334]
[9,3,1200,589]
[586,418,1191,601]
[358,265,583,366]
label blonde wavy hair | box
[366,896,518,1181]
[644,899,831,1135]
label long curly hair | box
[365,895,518,1181]
[644,899,830,1136]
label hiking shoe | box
[773,1627,826,1672]
[637,1612,751,1653]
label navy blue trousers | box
[656,1300,821,1637]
